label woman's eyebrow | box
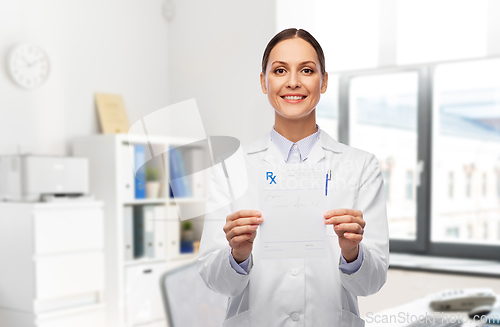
[271,60,316,66]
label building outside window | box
[448,171,454,198]
[467,224,473,239]
[406,170,413,200]
[446,227,459,239]
[497,174,500,199]
[482,172,487,197]
[465,171,472,198]
[383,169,391,202]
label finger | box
[227,210,261,222]
[224,213,263,233]
[232,217,264,228]
[224,216,263,234]
[342,233,363,242]
[326,214,365,228]
[230,232,254,244]
[324,209,362,219]
[334,223,363,234]
[226,225,259,241]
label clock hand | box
[28,59,40,67]
[21,55,30,66]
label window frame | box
[337,58,500,261]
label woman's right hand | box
[223,210,264,263]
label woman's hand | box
[324,208,365,262]
[223,210,264,263]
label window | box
[406,170,413,200]
[339,58,500,259]
[432,59,500,247]
[348,72,418,240]
[448,172,454,198]
[483,222,489,240]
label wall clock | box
[8,43,50,89]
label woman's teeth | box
[283,96,306,100]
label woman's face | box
[260,37,328,120]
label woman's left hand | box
[324,209,365,262]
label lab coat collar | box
[245,128,343,164]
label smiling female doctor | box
[197,28,389,327]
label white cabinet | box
[34,206,104,254]
[72,134,207,327]
[0,202,106,327]
[125,262,168,325]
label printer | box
[0,155,89,202]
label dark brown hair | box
[261,28,326,76]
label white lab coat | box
[198,128,389,327]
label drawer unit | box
[34,206,104,254]
[35,252,104,300]
[0,202,106,327]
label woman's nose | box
[286,72,301,88]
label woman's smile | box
[280,93,307,103]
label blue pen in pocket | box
[325,170,331,196]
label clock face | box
[8,44,50,89]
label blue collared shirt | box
[229,124,363,275]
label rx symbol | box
[266,172,276,184]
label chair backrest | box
[160,260,228,327]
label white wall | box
[0,0,169,156]
[166,0,276,146]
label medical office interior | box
[1,0,500,326]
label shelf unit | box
[72,133,207,327]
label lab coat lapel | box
[306,137,325,164]
[262,136,284,165]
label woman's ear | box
[321,72,328,94]
[260,72,268,94]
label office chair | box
[160,260,228,327]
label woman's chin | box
[275,109,313,120]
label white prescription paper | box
[258,162,327,259]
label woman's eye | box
[303,68,314,74]
[275,68,286,74]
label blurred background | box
[1,0,500,326]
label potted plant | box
[180,221,194,253]
[145,166,161,198]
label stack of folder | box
[169,146,192,198]
[123,205,168,260]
